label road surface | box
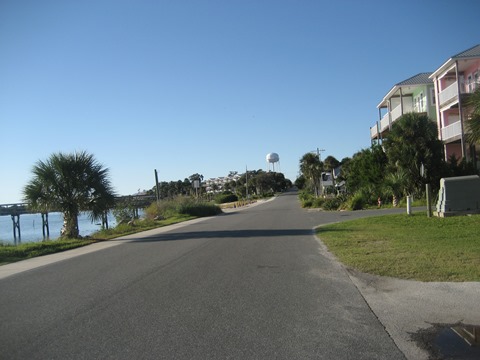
[0,191,406,359]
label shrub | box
[349,192,366,210]
[302,199,313,208]
[299,190,316,208]
[177,201,222,217]
[144,198,181,219]
[322,196,345,211]
[144,197,222,219]
[112,205,136,223]
[299,190,313,202]
[312,197,325,208]
[214,193,238,204]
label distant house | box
[370,73,436,143]
[321,170,347,195]
[429,44,480,166]
[204,173,241,193]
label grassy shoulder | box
[0,196,226,266]
[0,238,96,265]
[92,214,195,240]
[0,215,196,266]
[316,212,480,282]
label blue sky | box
[1,0,479,203]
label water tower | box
[266,152,280,172]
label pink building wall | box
[445,143,463,160]
[464,60,480,92]
[442,109,459,127]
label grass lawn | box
[316,212,480,282]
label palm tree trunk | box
[61,211,80,238]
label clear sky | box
[1,0,479,204]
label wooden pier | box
[0,195,156,244]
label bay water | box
[0,212,118,244]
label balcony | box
[441,121,462,142]
[378,103,415,133]
[379,113,390,132]
[370,124,379,139]
[390,103,414,122]
[438,81,459,107]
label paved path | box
[2,192,476,359]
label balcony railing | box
[376,103,417,137]
[438,81,459,106]
[391,103,414,122]
[370,124,379,139]
[379,113,390,132]
[441,121,462,142]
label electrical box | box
[435,175,480,217]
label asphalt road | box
[0,191,407,359]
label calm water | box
[0,212,118,244]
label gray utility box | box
[435,175,480,217]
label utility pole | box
[154,169,160,203]
[316,147,325,161]
[316,148,325,196]
[245,165,249,199]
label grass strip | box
[0,238,95,265]
[0,214,196,265]
[92,215,195,240]
[316,212,480,282]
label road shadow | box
[127,228,314,242]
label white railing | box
[390,105,402,122]
[370,124,379,139]
[379,113,390,132]
[441,121,462,141]
[438,81,459,106]
[389,103,414,123]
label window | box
[468,74,473,92]
[430,87,436,106]
[414,92,425,112]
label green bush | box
[299,190,316,208]
[145,199,182,219]
[312,197,325,208]
[349,192,366,210]
[112,205,136,223]
[214,193,238,204]
[178,201,222,217]
[302,199,313,208]
[322,196,344,211]
[146,197,222,218]
[299,190,313,202]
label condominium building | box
[370,73,436,142]
[370,44,480,168]
[430,44,480,165]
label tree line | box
[147,170,292,200]
[22,89,480,236]
[297,111,478,210]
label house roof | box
[452,44,480,58]
[396,72,433,86]
[430,44,480,79]
[377,72,433,108]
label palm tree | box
[23,151,116,238]
[383,112,444,195]
[465,87,480,145]
[382,169,407,206]
[299,153,323,197]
